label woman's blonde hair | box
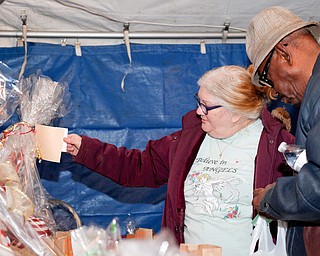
[198,65,273,119]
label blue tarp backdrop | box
[0,42,252,234]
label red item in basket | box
[0,216,52,249]
[28,216,52,237]
[0,229,11,248]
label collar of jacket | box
[261,107,285,133]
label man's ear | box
[275,43,293,66]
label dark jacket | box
[259,54,320,256]
[73,108,294,244]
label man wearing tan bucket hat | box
[246,6,320,256]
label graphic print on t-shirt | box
[186,157,242,219]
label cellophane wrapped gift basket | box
[0,62,69,255]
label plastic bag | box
[249,215,288,256]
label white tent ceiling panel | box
[0,0,320,46]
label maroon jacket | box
[73,108,294,244]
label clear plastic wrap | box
[71,225,109,256]
[0,122,56,229]
[0,68,70,255]
[19,73,70,126]
[0,62,21,126]
[71,219,183,256]
[117,229,182,256]
[125,214,136,235]
[0,190,56,256]
[0,161,34,219]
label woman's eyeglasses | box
[194,93,222,115]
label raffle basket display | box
[0,62,222,255]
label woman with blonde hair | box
[64,65,294,256]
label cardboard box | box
[9,232,71,256]
[125,228,154,240]
[180,243,222,256]
[54,231,73,256]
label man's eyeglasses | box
[194,93,222,115]
[258,48,275,88]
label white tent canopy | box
[0,0,320,46]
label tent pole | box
[0,31,246,40]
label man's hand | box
[253,182,276,212]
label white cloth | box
[184,119,263,256]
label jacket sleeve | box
[73,131,180,188]
[259,121,320,221]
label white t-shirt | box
[184,119,263,256]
